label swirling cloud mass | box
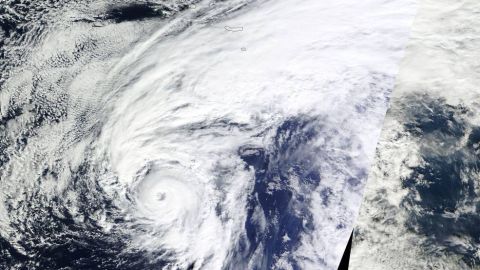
[0,0,416,269]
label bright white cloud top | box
[0,0,416,269]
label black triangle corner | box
[337,230,353,270]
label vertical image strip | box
[351,0,480,269]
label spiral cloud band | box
[0,0,416,269]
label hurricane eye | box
[156,192,167,201]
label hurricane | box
[0,0,416,269]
